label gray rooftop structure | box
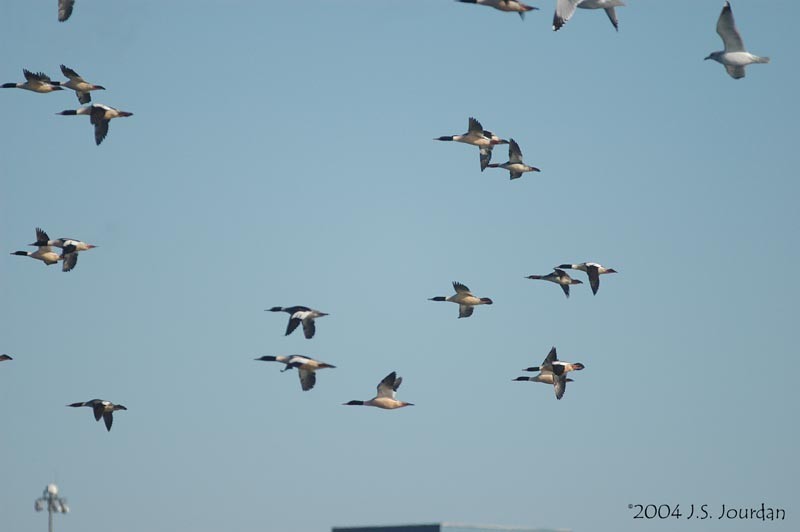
[332,523,569,532]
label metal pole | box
[35,483,67,532]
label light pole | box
[34,483,69,532]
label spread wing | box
[103,412,114,431]
[35,227,50,244]
[554,374,567,400]
[458,304,474,318]
[377,372,399,398]
[604,7,619,31]
[58,0,75,22]
[553,0,581,31]
[302,318,316,339]
[467,117,483,136]
[285,317,302,336]
[24,69,52,82]
[508,139,523,164]
[93,119,109,145]
[90,107,110,145]
[479,146,493,171]
[543,346,558,367]
[717,1,744,52]
[92,404,104,421]
[510,171,523,180]
[89,105,106,125]
[298,369,316,391]
[452,281,471,295]
[560,284,570,298]
[725,65,746,79]
[60,64,83,81]
[61,251,78,272]
[587,264,600,294]
[77,91,91,104]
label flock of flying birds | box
[2,65,132,145]
[2,1,773,429]
[250,272,613,404]
[457,0,768,79]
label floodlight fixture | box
[34,483,69,532]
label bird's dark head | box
[399,402,414,407]
[512,377,530,382]
[118,111,133,117]
[11,251,28,256]
[255,356,277,362]
[606,268,618,274]
[66,402,83,407]
[573,363,586,371]
[319,363,336,369]
[572,279,584,284]
[56,109,78,115]
[266,307,283,312]
[434,136,454,141]
[343,400,364,406]
[480,297,493,305]
[429,296,446,302]
[96,85,107,90]
[523,366,539,372]
[51,86,64,91]
[115,404,128,411]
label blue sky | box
[1,1,797,531]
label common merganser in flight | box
[435,117,509,171]
[705,2,769,79]
[58,65,106,104]
[2,69,64,93]
[525,268,582,298]
[0,354,12,362]
[266,306,329,339]
[67,399,127,431]
[521,346,584,400]
[59,0,79,21]
[429,281,493,318]
[456,0,539,20]
[514,374,574,389]
[553,0,625,32]
[56,104,133,145]
[487,138,541,180]
[255,355,336,391]
[556,262,617,295]
[10,248,61,268]
[30,227,97,251]
[343,371,414,409]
